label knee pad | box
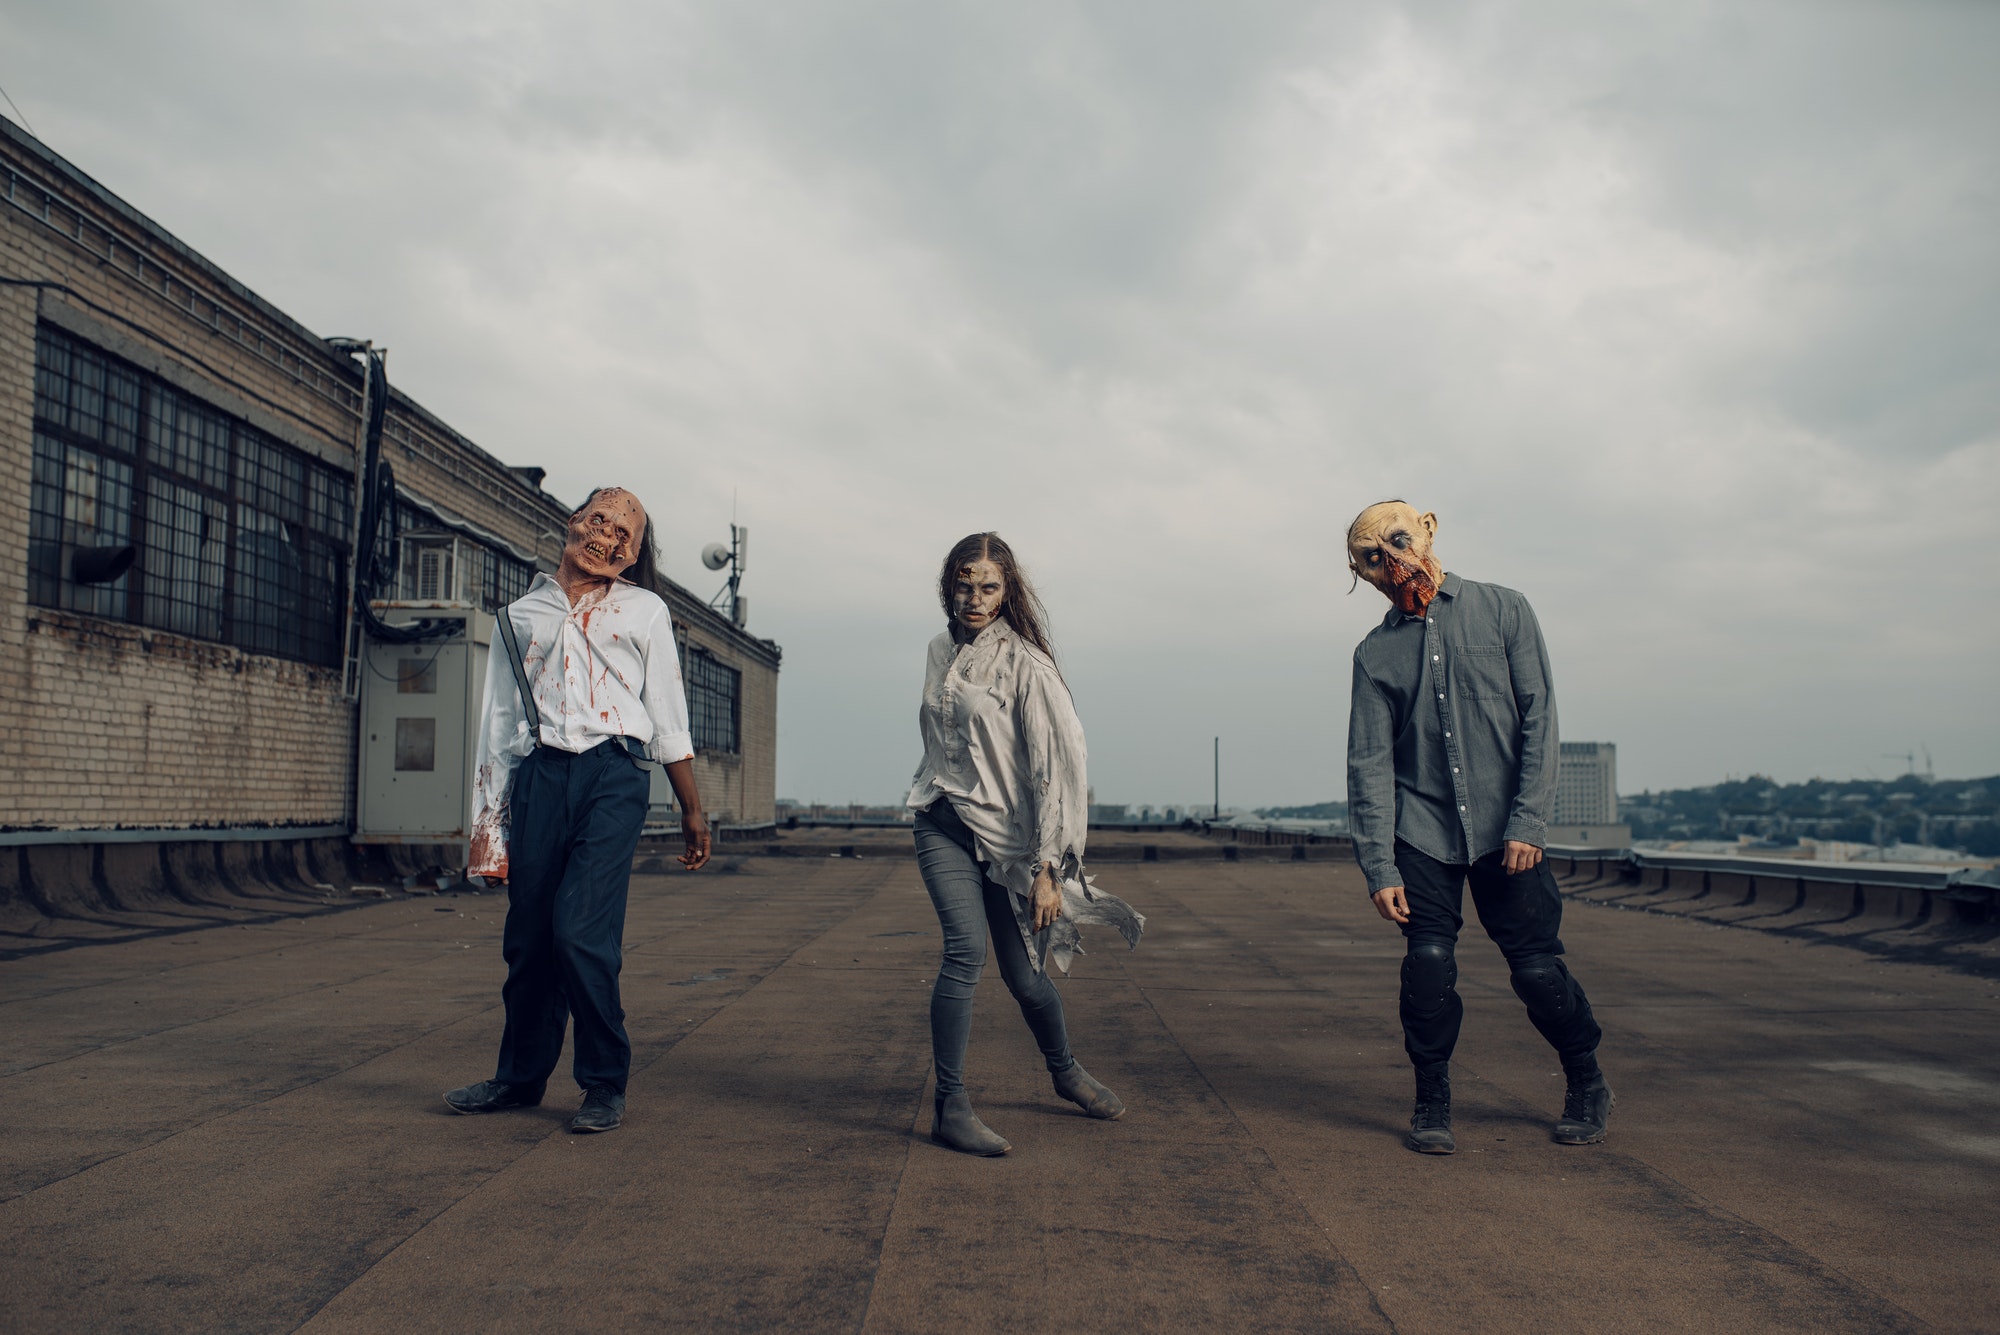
[1509,954,1573,1022]
[1400,941,1457,1019]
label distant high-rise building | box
[1555,742,1618,826]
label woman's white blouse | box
[906,617,1143,973]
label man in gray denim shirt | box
[1345,500,1610,1155]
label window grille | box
[27,324,352,666]
[682,645,741,755]
[384,505,532,615]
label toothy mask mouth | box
[1383,555,1437,615]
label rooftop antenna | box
[702,519,748,629]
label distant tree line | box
[1622,774,2000,855]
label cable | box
[349,350,456,646]
[0,78,37,138]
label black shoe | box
[1553,1074,1612,1145]
[1406,1064,1455,1155]
[1052,1062,1126,1120]
[570,1088,626,1134]
[443,1079,543,1115]
[931,1093,1010,1156]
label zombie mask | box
[1347,500,1444,616]
[560,487,648,585]
[952,557,1006,634]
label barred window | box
[389,516,535,614]
[27,324,353,666]
[682,645,741,755]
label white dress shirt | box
[470,573,694,874]
[905,616,1143,973]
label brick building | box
[0,117,778,868]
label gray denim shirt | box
[1346,573,1558,893]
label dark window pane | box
[69,348,106,442]
[682,647,741,754]
[34,329,69,425]
[27,432,134,620]
[142,480,227,640]
[230,505,302,658]
[104,361,142,452]
[34,321,352,665]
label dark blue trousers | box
[493,740,650,1096]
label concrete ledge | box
[0,835,468,958]
[0,824,350,846]
[1545,848,2000,974]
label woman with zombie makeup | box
[444,486,711,1136]
[906,532,1145,1156]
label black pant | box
[1395,840,1602,1072]
[493,740,650,1096]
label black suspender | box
[494,600,654,767]
[494,603,545,749]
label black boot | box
[1553,1070,1612,1145]
[443,1079,543,1114]
[932,1093,1010,1156]
[1052,1063,1125,1120]
[1406,1063,1455,1155]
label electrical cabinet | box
[354,601,682,864]
[355,603,492,859]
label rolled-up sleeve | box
[642,607,695,764]
[1502,594,1557,847]
[1347,654,1401,894]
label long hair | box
[573,487,663,595]
[938,532,1056,660]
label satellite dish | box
[701,542,733,571]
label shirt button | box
[1445,731,1451,737]
[1432,654,1439,661]
[1437,693,1444,700]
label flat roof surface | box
[2,850,1994,1332]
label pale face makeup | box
[952,557,1006,636]
[560,488,647,586]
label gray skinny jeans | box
[913,800,1075,1097]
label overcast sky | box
[5,1,1996,806]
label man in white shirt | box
[445,487,711,1134]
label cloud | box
[4,0,1994,803]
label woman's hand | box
[1031,865,1063,932]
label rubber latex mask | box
[1348,501,1444,617]
[560,488,648,587]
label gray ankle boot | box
[932,1093,1010,1156]
[1052,1063,1126,1120]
